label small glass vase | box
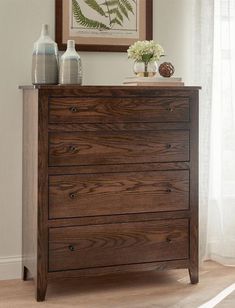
[133,61,158,78]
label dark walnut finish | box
[49,130,189,166]
[49,170,189,219]
[49,219,189,271]
[21,85,199,301]
[49,97,190,123]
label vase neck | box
[41,24,49,38]
[67,40,76,52]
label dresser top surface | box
[19,85,201,91]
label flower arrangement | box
[127,40,164,63]
[127,40,164,77]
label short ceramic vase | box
[32,24,58,85]
[133,61,158,77]
[59,40,82,85]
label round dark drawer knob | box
[166,144,172,149]
[69,192,78,199]
[167,107,174,112]
[69,145,78,152]
[166,188,172,193]
[68,245,75,251]
[69,106,79,113]
[166,237,172,243]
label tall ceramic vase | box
[59,40,82,85]
[32,24,58,85]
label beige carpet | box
[0,262,234,308]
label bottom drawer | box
[49,219,189,272]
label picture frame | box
[55,0,153,52]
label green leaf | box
[107,8,123,22]
[108,8,118,14]
[115,8,123,22]
[72,0,110,30]
[84,0,106,16]
[142,53,154,63]
[120,0,134,14]
[110,18,122,26]
[118,1,129,19]
[101,0,119,6]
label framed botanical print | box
[55,0,153,52]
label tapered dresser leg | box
[188,267,199,284]
[22,266,29,281]
[36,280,47,302]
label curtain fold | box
[192,0,214,261]
[193,0,235,265]
[206,0,235,265]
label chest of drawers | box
[21,85,199,301]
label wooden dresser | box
[21,85,199,301]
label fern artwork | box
[71,0,136,32]
[56,0,153,51]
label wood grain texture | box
[48,219,189,272]
[49,97,189,123]
[19,85,201,92]
[22,89,38,281]
[21,85,199,301]
[1,262,234,308]
[189,91,199,284]
[48,211,191,229]
[36,92,49,301]
[48,259,189,279]
[49,170,189,219]
[48,122,190,133]
[48,162,190,176]
[49,130,189,166]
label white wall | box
[0,0,193,279]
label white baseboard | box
[0,256,22,280]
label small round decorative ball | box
[159,62,175,78]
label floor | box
[0,262,234,308]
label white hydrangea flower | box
[127,40,164,63]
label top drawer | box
[49,97,190,123]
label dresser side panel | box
[22,89,39,279]
[36,91,49,299]
[189,90,199,282]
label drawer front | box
[49,170,189,219]
[49,219,189,272]
[49,130,189,166]
[49,97,190,123]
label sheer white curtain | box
[206,0,235,265]
[192,0,214,261]
[193,0,235,265]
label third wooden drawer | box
[49,170,189,219]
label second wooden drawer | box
[49,130,189,166]
[49,170,189,219]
